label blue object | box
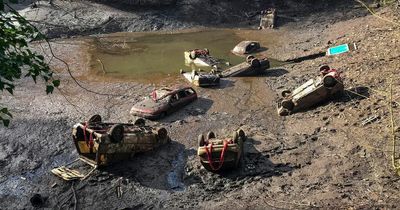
[327,44,350,56]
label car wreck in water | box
[180,69,220,87]
[184,48,219,67]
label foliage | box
[0,4,59,126]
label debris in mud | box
[184,48,219,67]
[277,65,344,116]
[361,115,380,126]
[51,115,171,181]
[197,129,246,172]
[259,8,277,29]
[327,43,357,56]
[130,87,198,119]
[180,69,220,87]
[232,41,261,55]
[221,55,270,77]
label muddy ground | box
[1,1,400,209]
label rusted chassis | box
[277,66,344,116]
[72,120,170,167]
[197,129,246,172]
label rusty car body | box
[277,65,344,116]
[130,86,198,119]
[180,69,220,87]
[184,48,219,67]
[51,115,170,180]
[232,41,261,55]
[259,8,277,29]
[197,129,246,172]
[221,55,270,77]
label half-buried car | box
[197,129,246,172]
[130,87,198,119]
[51,115,170,180]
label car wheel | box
[250,58,261,68]
[278,107,290,116]
[134,118,146,126]
[246,55,255,63]
[237,129,246,141]
[206,131,215,140]
[157,127,168,140]
[88,114,102,124]
[108,124,124,143]
[198,134,206,147]
[281,90,292,97]
[323,75,337,88]
[319,65,330,73]
[281,99,294,111]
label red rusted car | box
[130,87,198,119]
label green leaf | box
[52,80,60,87]
[46,85,54,94]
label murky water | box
[88,29,284,84]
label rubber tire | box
[207,131,216,140]
[323,75,337,88]
[134,118,146,126]
[319,65,330,72]
[278,107,290,116]
[108,124,124,143]
[281,99,294,111]
[157,127,168,140]
[246,55,255,63]
[281,90,292,97]
[88,114,102,124]
[250,58,261,68]
[75,126,85,140]
[237,129,246,141]
[198,134,205,147]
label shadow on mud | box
[158,97,214,123]
[184,138,296,187]
[99,141,187,191]
[219,137,295,179]
[288,86,370,115]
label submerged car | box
[180,69,220,87]
[130,86,198,119]
[184,48,219,67]
[51,115,170,180]
[277,65,344,116]
[197,129,246,172]
[221,55,270,77]
[232,41,261,55]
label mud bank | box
[1,2,400,210]
[11,0,368,38]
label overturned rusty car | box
[277,65,344,116]
[130,86,197,119]
[232,41,261,55]
[51,115,170,180]
[221,55,270,77]
[180,69,220,87]
[197,129,246,172]
[184,48,219,67]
